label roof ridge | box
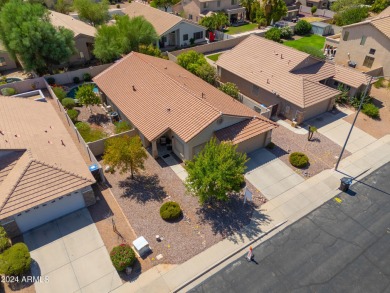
[134,53,223,116]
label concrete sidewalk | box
[112,135,390,293]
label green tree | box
[75,83,101,113]
[334,6,369,26]
[307,125,317,141]
[73,0,109,26]
[93,15,158,62]
[103,135,148,179]
[0,1,76,74]
[139,44,162,58]
[54,0,72,13]
[265,27,281,42]
[294,20,312,35]
[262,0,287,25]
[240,0,255,20]
[219,82,239,99]
[184,138,248,204]
[199,12,228,31]
[370,0,389,13]
[177,50,217,84]
[311,6,317,14]
[150,0,179,11]
[331,0,364,11]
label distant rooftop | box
[49,10,96,38]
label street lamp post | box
[335,75,378,171]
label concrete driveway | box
[245,149,304,200]
[24,209,122,293]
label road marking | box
[334,197,342,203]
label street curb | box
[172,220,288,293]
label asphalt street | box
[190,163,390,293]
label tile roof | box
[0,96,95,219]
[216,35,341,108]
[343,10,390,39]
[94,52,277,143]
[214,117,276,144]
[123,2,204,36]
[49,10,96,37]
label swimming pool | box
[67,83,99,98]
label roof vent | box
[167,108,171,112]
[164,67,167,69]
[15,134,20,138]
[281,54,283,59]
[201,92,205,98]
[48,141,53,144]
[267,79,270,84]
[61,139,66,146]
[0,130,3,135]
[132,85,136,91]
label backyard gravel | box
[75,104,116,136]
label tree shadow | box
[196,195,271,244]
[118,174,166,203]
[5,260,38,291]
[267,144,289,159]
[87,113,110,125]
[118,258,143,282]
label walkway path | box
[112,135,390,293]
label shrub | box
[76,122,106,142]
[67,109,79,123]
[219,82,239,99]
[266,142,275,149]
[0,237,10,254]
[189,38,195,45]
[280,26,293,39]
[114,121,132,134]
[362,103,380,119]
[46,77,55,85]
[73,76,80,84]
[300,46,325,60]
[110,244,136,271]
[371,0,389,13]
[311,6,317,14]
[0,87,16,96]
[0,243,31,276]
[289,152,309,168]
[0,226,7,238]
[83,73,92,82]
[160,201,182,221]
[61,98,76,109]
[294,20,312,35]
[116,4,120,8]
[334,6,369,26]
[52,86,67,101]
[265,27,281,42]
[374,77,384,89]
[350,94,372,109]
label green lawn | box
[207,53,222,62]
[225,23,258,35]
[283,35,325,51]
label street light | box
[335,75,388,171]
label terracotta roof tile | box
[49,11,96,37]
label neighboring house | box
[49,11,97,65]
[324,8,390,76]
[94,52,278,160]
[216,35,371,123]
[0,95,96,237]
[123,2,206,49]
[0,43,17,73]
[298,0,329,9]
[174,0,246,24]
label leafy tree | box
[250,1,263,22]
[307,125,317,141]
[199,12,228,31]
[370,0,389,13]
[0,1,76,74]
[262,0,287,25]
[0,243,31,276]
[311,6,317,14]
[280,26,293,39]
[93,15,158,62]
[150,0,179,11]
[103,135,148,179]
[334,6,369,26]
[265,27,281,42]
[0,0,9,9]
[219,82,239,99]
[139,44,162,58]
[52,86,67,101]
[240,0,255,20]
[54,0,72,13]
[75,83,101,113]
[73,0,109,26]
[294,20,312,35]
[184,138,248,204]
[331,0,364,12]
[177,50,217,84]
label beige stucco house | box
[0,95,96,237]
[124,2,206,49]
[324,7,390,76]
[94,52,278,160]
[216,35,371,124]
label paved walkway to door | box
[24,209,122,293]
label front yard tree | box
[177,50,217,84]
[150,0,178,12]
[103,135,147,179]
[219,82,239,99]
[240,0,255,20]
[185,138,248,204]
[0,1,76,75]
[262,0,287,25]
[73,0,109,26]
[75,83,100,114]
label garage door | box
[15,191,86,233]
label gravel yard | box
[102,153,267,266]
[269,125,351,178]
[75,104,116,136]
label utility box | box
[133,236,150,257]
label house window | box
[231,0,236,5]
[369,48,376,55]
[183,34,188,41]
[360,35,366,45]
[203,2,208,8]
[162,36,167,43]
[193,31,203,40]
[252,85,259,96]
[0,57,6,67]
[363,56,375,68]
[306,2,313,7]
[217,0,221,7]
[343,31,349,41]
[189,14,193,20]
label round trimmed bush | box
[73,76,80,84]
[289,152,309,168]
[110,244,136,271]
[362,103,380,119]
[83,73,92,82]
[52,86,67,101]
[0,237,10,253]
[62,97,76,109]
[294,20,312,36]
[160,201,182,221]
[0,243,31,276]
[67,109,79,123]
[46,77,55,85]
[1,87,16,96]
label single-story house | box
[0,95,96,237]
[216,35,371,123]
[49,11,96,65]
[94,52,278,160]
[123,2,206,49]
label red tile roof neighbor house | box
[0,96,95,220]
